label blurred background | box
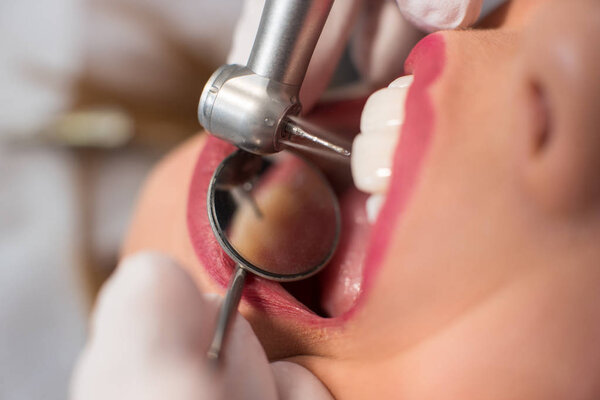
[0,1,243,398]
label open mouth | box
[187,33,444,323]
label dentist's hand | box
[71,252,332,400]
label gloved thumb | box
[70,251,277,399]
[396,0,483,32]
[70,251,333,400]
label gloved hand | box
[70,252,333,400]
[228,0,499,112]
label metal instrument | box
[198,0,349,158]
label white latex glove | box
[71,252,333,400]
[228,0,504,111]
[397,0,483,31]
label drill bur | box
[282,120,351,158]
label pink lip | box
[360,33,446,301]
[187,33,445,324]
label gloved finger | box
[227,0,365,112]
[396,0,483,32]
[271,361,334,400]
[350,0,423,88]
[70,251,278,400]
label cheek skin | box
[478,0,550,29]
[310,23,600,399]
[122,134,215,293]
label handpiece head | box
[198,64,301,155]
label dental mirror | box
[207,149,341,360]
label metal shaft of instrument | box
[232,186,264,219]
[207,265,247,361]
[248,0,334,86]
[282,120,351,158]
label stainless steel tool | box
[198,0,350,158]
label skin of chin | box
[122,1,600,398]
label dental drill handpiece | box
[197,0,350,158]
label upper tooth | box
[360,86,409,135]
[388,75,414,89]
[351,76,413,195]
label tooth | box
[388,75,414,89]
[360,86,410,135]
[351,132,397,193]
[366,194,385,224]
[352,76,412,194]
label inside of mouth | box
[281,279,329,317]
[250,98,369,318]
[278,162,371,318]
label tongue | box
[320,189,372,317]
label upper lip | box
[187,33,442,325]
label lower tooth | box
[388,75,414,88]
[366,194,385,224]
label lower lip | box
[187,33,445,324]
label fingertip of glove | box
[271,361,334,400]
[397,0,483,31]
[110,251,190,300]
[91,251,204,330]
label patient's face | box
[124,0,600,398]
